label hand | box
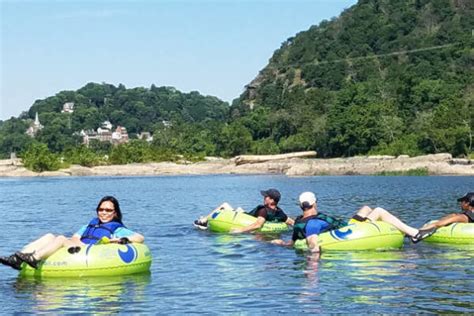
[271,239,284,245]
[229,228,241,234]
[109,237,130,244]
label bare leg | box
[356,206,418,237]
[200,202,234,223]
[33,235,82,259]
[21,233,56,254]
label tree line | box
[0,0,472,171]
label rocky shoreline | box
[0,153,472,177]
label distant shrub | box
[376,168,429,176]
[22,143,61,172]
[63,145,101,167]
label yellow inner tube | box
[20,243,152,278]
[208,208,289,233]
[294,221,404,251]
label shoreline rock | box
[0,153,472,177]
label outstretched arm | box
[422,213,468,229]
[306,235,321,253]
[127,233,145,243]
[110,233,144,244]
[230,217,266,234]
[271,239,294,247]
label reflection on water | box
[14,273,151,314]
[0,175,473,313]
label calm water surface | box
[0,175,473,314]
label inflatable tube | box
[424,222,474,244]
[20,243,152,278]
[294,221,404,251]
[208,208,289,233]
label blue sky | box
[1,0,356,120]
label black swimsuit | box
[462,211,474,223]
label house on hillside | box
[80,129,97,146]
[138,132,153,142]
[81,120,116,146]
[101,121,113,130]
[62,102,75,113]
[112,126,129,145]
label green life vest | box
[292,212,348,240]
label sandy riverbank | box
[0,153,472,177]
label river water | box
[0,175,473,314]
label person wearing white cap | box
[193,188,294,233]
[271,191,436,252]
[271,192,346,252]
[417,192,474,231]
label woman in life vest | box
[193,188,294,233]
[271,192,436,252]
[0,196,144,270]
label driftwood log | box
[234,151,317,165]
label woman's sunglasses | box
[98,208,115,213]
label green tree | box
[63,145,101,167]
[219,122,253,157]
[22,143,60,172]
[0,118,33,158]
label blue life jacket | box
[80,217,125,244]
[292,213,347,241]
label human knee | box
[42,233,56,240]
[373,207,389,215]
[220,202,232,211]
[356,205,372,216]
[54,235,68,244]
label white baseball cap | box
[299,192,317,207]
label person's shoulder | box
[113,226,136,237]
[255,205,267,213]
[115,226,133,232]
[308,218,328,227]
[308,217,324,224]
[75,224,88,235]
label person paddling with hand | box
[194,188,294,233]
[271,192,436,252]
[0,196,144,270]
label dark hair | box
[96,196,123,223]
[458,192,474,207]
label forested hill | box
[28,83,229,134]
[0,0,472,167]
[0,83,231,157]
[233,0,473,157]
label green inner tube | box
[294,221,404,251]
[208,208,289,233]
[424,222,474,244]
[20,243,152,278]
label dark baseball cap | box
[260,188,281,203]
[457,192,474,204]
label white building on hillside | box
[112,126,129,145]
[138,132,153,142]
[26,112,44,137]
[62,102,75,113]
[81,121,129,146]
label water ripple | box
[0,175,473,313]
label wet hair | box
[96,196,123,223]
